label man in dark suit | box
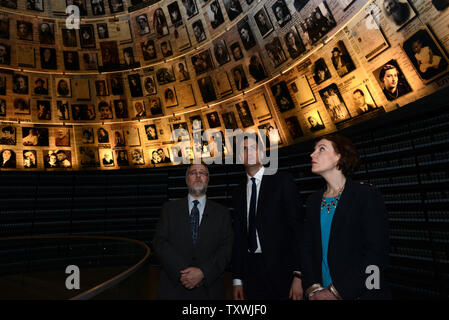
[153,163,233,299]
[232,135,304,300]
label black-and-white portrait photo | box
[14,98,30,115]
[1,0,17,9]
[33,77,48,95]
[168,1,183,27]
[238,19,256,51]
[131,149,145,165]
[116,150,129,166]
[145,124,158,140]
[222,112,238,129]
[95,80,108,96]
[0,75,6,95]
[143,75,156,95]
[0,125,16,145]
[230,42,244,61]
[305,110,325,132]
[161,40,173,57]
[149,97,163,115]
[100,41,120,68]
[72,104,95,120]
[248,54,267,82]
[350,86,378,116]
[254,6,273,38]
[13,74,29,94]
[26,0,44,10]
[272,0,292,28]
[156,67,176,85]
[66,0,88,15]
[232,65,249,91]
[114,99,128,118]
[79,146,99,167]
[38,22,54,44]
[122,47,138,68]
[207,0,225,29]
[302,1,336,44]
[57,101,70,120]
[133,100,146,118]
[128,74,143,97]
[23,150,37,168]
[136,14,150,35]
[191,49,214,75]
[382,0,416,30]
[101,149,114,167]
[98,101,113,120]
[62,28,77,47]
[17,21,33,41]
[223,0,242,21]
[312,58,332,84]
[181,0,198,19]
[113,129,126,148]
[79,24,95,48]
[91,0,105,15]
[0,43,10,65]
[319,83,351,123]
[154,8,169,38]
[97,127,109,143]
[270,81,295,113]
[403,29,449,83]
[163,86,178,108]
[192,19,206,43]
[0,16,10,39]
[285,26,305,59]
[97,23,109,39]
[265,37,287,68]
[109,0,124,13]
[0,149,16,168]
[235,100,254,128]
[206,111,221,128]
[141,39,157,61]
[373,59,412,101]
[82,52,98,70]
[37,100,51,120]
[285,116,303,139]
[198,76,217,103]
[0,98,5,116]
[56,78,71,97]
[22,127,49,146]
[110,77,124,95]
[213,39,230,65]
[175,60,190,81]
[40,47,57,69]
[331,40,356,77]
[63,51,80,70]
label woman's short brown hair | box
[315,134,360,177]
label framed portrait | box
[168,1,183,27]
[97,23,109,39]
[109,0,124,13]
[113,99,128,118]
[174,59,190,82]
[98,101,113,120]
[152,147,174,164]
[136,14,150,35]
[110,76,124,95]
[81,52,98,70]
[133,99,147,118]
[57,100,70,120]
[271,0,292,28]
[97,127,109,143]
[319,83,351,123]
[100,41,120,68]
[237,18,256,51]
[0,43,10,65]
[289,75,316,107]
[346,85,379,117]
[0,15,10,39]
[192,19,207,43]
[95,80,109,96]
[125,127,140,146]
[402,29,449,83]
[54,128,70,146]
[258,121,282,146]
[148,96,163,116]
[0,125,16,145]
[312,58,331,84]
[153,8,169,38]
[55,78,72,97]
[223,0,242,21]
[231,64,249,91]
[206,0,225,29]
[381,0,416,30]
[156,67,176,85]
[40,47,57,69]
[79,24,96,48]
[305,109,325,132]
[235,100,254,128]
[0,0,17,9]
[23,150,37,168]
[270,81,295,113]
[38,22,54,44]
[172,122,189,140]
[17,45,35,68]
[248,54,267,83]
[62,28,77,47]
[173,25,192,51]
[141,39,157,61]
[115,150,129,166]
[330,40,356,77]
[23,127,49,146]
[79,146,100,168]
[178,84,197,108]
[36,100,52,120]
[66,0,88,16]
[143,75,157,95]
[230,42,244,61]
[13,74,29,94]
[222,111,238,129]
[17,21,33,41]
[14,98,30,115]
[130,148,145,165]
[91,0,105,15]
[160,40,173,58]
[0,98,6,116]
[254,6,273,38]
[285,26,305,59]
[63,51,80,70]
[191,49,215,75]
[206,111,221,128]
[163,85,178,108]
[117,19,133,44]
[0,74,5,95]
[373,59,412,101]
[71,104,95,120]
[213,39,231,66]
[181,0,199,19]
[43,150,72,168]
[128,74,143,97]
[301,1,336,44]
[73,79,91,100]
[0,149,16,168]
[215,71,233,96]
[100,149,114,167]
[284,116,303,139]
[198,76,217,103]
[249,91,271,121]
[145,124,158,141]
[352,12,389,61]
[189,114,203,131]
[112,129,126,148]
[265,37,287,68]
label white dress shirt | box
[188,194,206,224]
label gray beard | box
[189,185,207,197]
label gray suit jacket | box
[153,197,233,299]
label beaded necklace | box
[320,186,345,214]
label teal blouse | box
[321,197,337,288]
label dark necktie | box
[248,177,258,253]
[190,200,200,244]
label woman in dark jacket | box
[301,134,390,300]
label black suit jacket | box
[231,170,303,298]
[153,197,233,300]
[301,179,391,299]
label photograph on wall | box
[178,84,197,108]
[54,128,70,147]
[95,80,109,96]
[131,148,145,165]
[149,97,163,116]
[98,101,113,120]
[191,49,215,75]
[319,83,351,123]
[373,59,412,101]
[163,86,178,108]
[154,8,169,38]
[100,41,120,68]
[181,0,199,19]
[145,124,158,141]
[254,6,274,38]
[136,14,150,35]
[79,24,96,48]
[249,92,271,121]
[73,79,91,100]
[37,100,51,120]
[82,52,98,70]
[57,101,70,120]
[237,18,256,51]
[17,45,35,68]
[207,0,225,29]
[223,0,242,21]
[206,111,221,128]
[175,60,190,82]
[13,74,29,94]
[284,116,303,139]
[17,21,33,41]
[116,150,129,166]
[0,43,10,65]
[143,76,157,95]
[91,0,105,15]
[109,0,124,13]
[128,74,143,97]
[113,99,128,118]
[258,121,282,145]
[14,98,30,115]
[432,0,449,10]
[81,128,94,144]
[222,111,238,129]
[352,12,389,61]
[168,1,183,27]
[0,98,5,116]
[381,0,416,30]
[190,114,203,132]
[112,129,126,148]
[192,19,207,43]
[97,23,109,39]
[0,74,5,95]
[23,150,37,168]
[198,76,217,103]
[301,1,336,44]
[0,15,9,39]
[232,65,249,91]
[270,81,295,113]
[271,0,292,28]
[330,40,356,78]
[235,100,254,128]
[62,29,77,47]
[285,26,305,59]
[97,127,109,143]
[0,149,16,168]
[63,51,80,70]
[33,77,49,95]
[172,122,189,141]
[122,47,139,67]
[265,37,287,68]
[44,150,72,168]
[141,39,157,61]
[22,127,49,146]
[55,78,71,97]
[403,29,449,83]
[347,84,379,116]
[125,127,140,146]
[110,77,124,95]
[160,40,173,58]
[38,22,54,44]
[40,47,57,69]
[156,67,176,85]
[1,0,17,9]
[72,104,95,120]
[215,71,233,96]
[0,125,16,145]
[213,39,231,66]
[312,58,332,85]
[100,148,114,167]
[304,109,325,132]
[289,75,316,107]
[79,146,100,167]
[151,147,173,164]
[230,42,244,61]
[248,54,268,83]
[133,100,147,118]
[117,20,133,44]
[174,25,192,51]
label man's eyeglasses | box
[188,171,209,177]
